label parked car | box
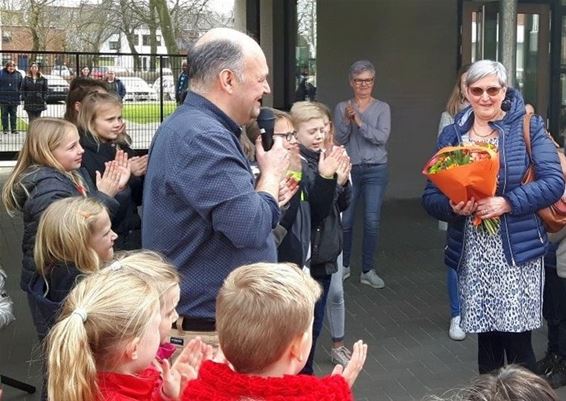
[119,76,157,102]
[51,65,72,78]
[44,74,70,103]
[152,75,175,101]
[91,65,131,79]
[90,66,109,79]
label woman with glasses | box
[423,60,565,373]
[334,59,391,290]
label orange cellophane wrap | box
[422,145,499,205]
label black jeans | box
[477,330,536,374]
[543,266,566,357]
[26,110,42,123]
[1,104,18,132]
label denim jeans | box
[342,163,389,272]
[301,274,331,375]
[1,104,18,132]
[326,253,345,342]
[448,267,461,318]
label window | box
[142,34,161,46]
[295,0,317,101]
[109,41,120,50]
[2,31,12,43]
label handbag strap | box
[522,112,534,163]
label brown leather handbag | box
[522,113,566,233]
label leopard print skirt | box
[458,218,543,333]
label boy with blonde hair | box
[184,262,367,401]
[290,101,352,374]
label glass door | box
[462,2,550,119]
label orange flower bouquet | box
[423,143,500,234]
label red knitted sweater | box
[183,361,353,401]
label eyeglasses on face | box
[468,86,502,97]
[273,131,297,142]
[353,78,374,86]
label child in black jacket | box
[291,101,352,374]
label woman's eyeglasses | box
[273,131,297,141]
[468,86,502,97]
[353,78,374,86]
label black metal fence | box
[0,50,187,157]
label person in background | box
[176,59,190,105]
[423,60,564,374]
[334,59,391,289]
[77,92,146,250]
[437,64,470,342]
[79,66,90,78]
[64,78,109,125]
[21,62,48,124]
[104,70,126,101]
[0,60,23,135]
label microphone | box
[257,107,275,151]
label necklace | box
[471,126,496,138]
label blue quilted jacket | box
[422,88,565,269]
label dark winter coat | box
[20,75,47,112]
[422,88,565,269]
[277,157,337,267]
[0,68,22,105]
[106,79,126,100]
[27,261,84,337]
[300,145,352,277]
[79,132,143,250]
[16,166,119,291]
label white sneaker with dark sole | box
[360,270,385,288]
[342,266,351,281]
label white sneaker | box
[342,266,351,281]
[360,270,385,288]
[449,316,466,341]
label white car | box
[119,76,157,102]
[152,75,175,101]
[43,74,70,103]
[51,65,72,77]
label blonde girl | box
[312,101,352,367]
[1,118,126,327]
[28,196,117,338]
[77,92,147,250]
[110,250,181,360]
[47,256,206,401]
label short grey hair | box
[348,60,375,80]
[189,39,246,93]
[465,60,508,87]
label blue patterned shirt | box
[142,92,279,319]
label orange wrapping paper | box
[422,145,499,204]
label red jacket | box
[183,361,353,401]
[97,366,164,401]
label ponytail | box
[47,310,98,401]
[45,268,160,401]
